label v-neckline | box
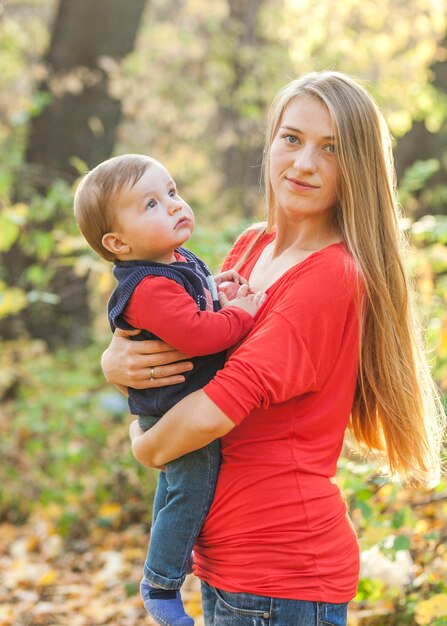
[244,232,344,293]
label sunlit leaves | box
[415,594,447,624]
[261,0,445,136]
[0,282,27,318]
[0,203,27,250]
[412,215,447,245]
[338,456,447,623]
[399,159,441,207]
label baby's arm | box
[219,283,266,317]
[124,276,265,357]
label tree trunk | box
[394,34,447,216]
[213,0,267,218]
[1,0,147,348]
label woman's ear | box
[102,232,131,256]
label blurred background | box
[0,0,446,624]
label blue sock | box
[140,578,194,626]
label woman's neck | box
[272,214,342,258]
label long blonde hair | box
[261,71,445,485]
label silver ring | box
[150,367,155,381]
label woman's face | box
[269,95,339,225]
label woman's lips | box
[286,177,319,189]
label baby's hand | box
[217,280,242,300]
[215,270,253,301]
[219,283,267,317]
[214,269,248,289]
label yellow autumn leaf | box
[122,547,146,560]
[38,569,58,587]
[414,519,430,535]
[98,502,123,528]
[184,590,203,618]
[415,594,447,625]
[10,202,28,219]
[0,287,27,319]
[98,502,122,518]
[26,535,40,553]
[0,604,14,625]
[97,269,116,295]
[438,316,447,358]
[361,525,390,546]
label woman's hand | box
[101,328,193,392]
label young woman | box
[101,71,445,626]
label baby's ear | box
[102,232,130,255]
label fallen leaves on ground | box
[0,509,203,626]
[1,484,447,626]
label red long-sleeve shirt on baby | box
[123,276,253,357]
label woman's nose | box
[293,145,317,172]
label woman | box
[102,71,444,626]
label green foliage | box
[0,177,79,320]
[0,202,27,251]
[338,458,447,624]
[405,215,447,389]
[399,159,441,207]
[355,577,385,603]
[188,218,254,272]
[399,159,447,217]
[412,215,447,245]
[0,339,154,534]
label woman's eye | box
[146,199,157,209]
[324,144,337,154]
[284,134,299,144]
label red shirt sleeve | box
[122,276,254,357]
[204,245,363,424]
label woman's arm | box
[101,328,193,392]
[129,388,235,467]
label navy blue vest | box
[108,248,226,416]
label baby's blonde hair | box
[74,154,159,261]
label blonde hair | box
[261,71,445,485]
[73,154,159,261]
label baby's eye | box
[169,189,178,198]
[146,199,157,209]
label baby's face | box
[114,162,195,263]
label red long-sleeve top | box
[194,228,364,602]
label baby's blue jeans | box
[139,414,221,590]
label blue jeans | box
[139,415,221,590]
[201,582,349,626]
